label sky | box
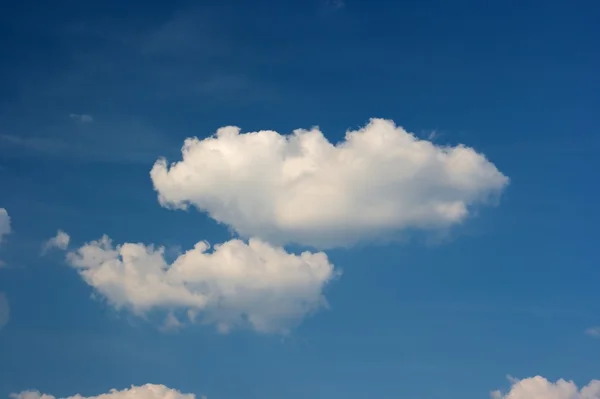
[1,0,600,398]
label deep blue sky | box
[1,0,599,398]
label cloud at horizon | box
[13,375,600,399]
[11,384,198,399]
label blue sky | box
[1,0,600,398]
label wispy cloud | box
[159,312,183,333]
[69,113,93,123]
[137,10,230,57]
[0,292,9,330]
[0,134,69,155]
[585,326,600,338]
[321,0,346,13]
[0,116,177,164]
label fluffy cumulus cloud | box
[492,376,600,399]
[151,118,509,248]
[66,235,338,333]
[0,208,11,244]
[42,230,71,253]
[11,384,198,399]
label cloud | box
[0,210,10,329]
[11,384,198,399]
[42,230,71,253]
[0,120,174,165]
[323,0,345,12]
[69,113,94,123]
[0,134,73,156]
[585,326,600,338]
[66,235,338,334]
[0,292,9,330]
[160,312,184,332]
[492,376,600,399]
[0,208,11,244]
[0,208,10,268]
[151,118,509,249]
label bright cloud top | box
[42,230,71,253]
[11,384,198,399]
[66,235,338,333]
[492,376,600,399]
[0,208,11,244]
[151,118,509,248]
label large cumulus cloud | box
[66,235,338,333]
[151,118,509,248]
[492,376,600,399]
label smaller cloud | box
[66,234,339,334]
[42,230,70,253]
[585,326,600,338]
[159,312,183,333]
[0,208,11,244]
[69,113,94,123]
[427,129,444,141]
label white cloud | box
[42,230,71,253]
[11,384,198,399]
[0,208,11,244]
[69,113,94,123]
[585,326,600,338]
[66,235,338,333]
[151,118,509,248]
[0,292,9,330]
[492,376,600,399]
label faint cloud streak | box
[0,134,69,155]
[0,292,9,330]
[585,326,600,338]
[0,117,177,165]
[321,0,346,13]
[69,113,93,123]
